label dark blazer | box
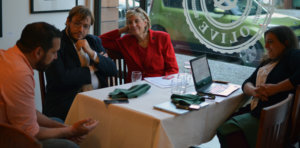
[242,49,300,117]
[43,29,117,120]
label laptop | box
[190,55,240,97]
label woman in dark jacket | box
[217,26,300,148]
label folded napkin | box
[171,94,205,106]
[109,84,151,99]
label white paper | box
[145,74,193,88]
[144,76,174,88]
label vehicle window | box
[118,0,140,28]
[163,0,183,8]
[163,0,201,10]
[235,0,267,16]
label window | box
[149,0,300,66]
[118,0,141,28]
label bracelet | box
[93,51,97,61]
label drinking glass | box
[183,61,191,73]
[171,79,181,94]
[184,61,192,86]
[131,71,142,85]
[177,73,187,94]
[171,75,187,95]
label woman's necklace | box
[138,33,149,48]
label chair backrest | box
[289,86,300,143]
[0,123,41,148]
[38,71,46,107]
[106,49,128,86]
[256,94,294,148]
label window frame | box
[93,0,148,35]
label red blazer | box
[100,29,179,82]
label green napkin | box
[171,94,205,106]
[109,84,151,99]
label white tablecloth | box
[65,81,246,148]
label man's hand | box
[100,51,108,57]
[35,118,98,140]
[71,118,99,137]
[76,40,94,57]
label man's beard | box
[66,26,85,43]
[36,54,50,72]
[66,27,77,42]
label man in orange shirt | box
[0,22,98,147]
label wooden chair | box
[106,49,128,86]
[288,86,300,146]
[0,123,41,148]
[38,71,46,108]
[256,94,294,148]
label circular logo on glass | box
[183,0,274,54]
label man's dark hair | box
[67,5,94,25]
[17,22,62,53]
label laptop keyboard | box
[208,85,229,94]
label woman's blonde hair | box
[126,7,151,32]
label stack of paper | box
[144,74,193,88]
[144,76,174,88]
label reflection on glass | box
[149,0,300,67]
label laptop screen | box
[190,55,213,90]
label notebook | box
[190,55,240,97]
[153,101,210,115]
[153,101,189,114]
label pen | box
[214,80,228,84]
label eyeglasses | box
[71,21,90,30]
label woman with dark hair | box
[100,7,179,82]
[217,26,300,148]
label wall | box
[101,0,118,34]
[0,0,86,111]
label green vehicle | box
[149,0,300,66]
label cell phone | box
[104,99,129,104]
[175,104,190,110]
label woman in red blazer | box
[99,7,179,82]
